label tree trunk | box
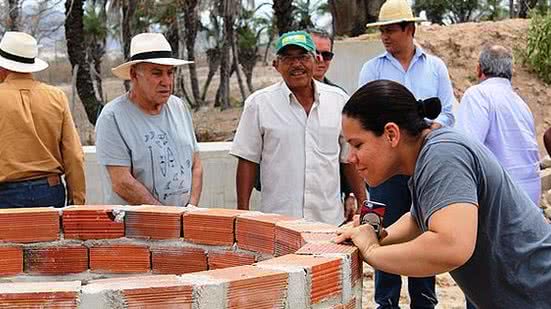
[262,31,275,65]
[121,0,137,90]
[217,15,232,110]
[510,0,516,17]
[202,48,221,101]
[238,45,257,93]
[518,0,538,17]
[7,0,19,30]
[272,0,294,35]
[216,0,239,110]
[330,0,384,37]
[65,0,103,125]
[181,0,203,106]
[231,31,247,102]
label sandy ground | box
[362,265,466,308]
[58,19,549,307]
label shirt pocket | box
[318,126,339,155]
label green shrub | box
[525,11,551,84]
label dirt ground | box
[59,19,548,307]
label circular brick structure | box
[0,205,362,308]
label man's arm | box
[434,60,457,127]
[60,92,86,205]
[106,165,161,205]
[336,203,477,277]
[236,158,258,210]
[189,152,203,206]
[342,163,367,219]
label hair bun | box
[417,97,441,120]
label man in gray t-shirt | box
[411,129,551,308]
[95,33,202,207]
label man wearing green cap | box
[356,0,456,308]
[231,31,366,226]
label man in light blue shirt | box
[456,44,540,205]
[356,0,456,308]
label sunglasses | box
[316,50,334,61]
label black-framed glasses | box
[316,50,334,61]
[277,53,313,64]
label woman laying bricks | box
[335,79,551,308]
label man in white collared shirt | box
[230,31,366,226]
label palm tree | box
[7,0,19,30]
[272,0,294,35]
[215,0,240,110]
[65,0,103,125]
[83,0,109,102]
[180,0,203,107]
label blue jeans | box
[0,177,65,208]
[369,175,437,309]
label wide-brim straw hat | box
[112,33,192,80]
[0,32,48,73]
[366,0,425,28]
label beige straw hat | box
[0,32,48,73]
[366,0,425,28]
[112,33,192,80]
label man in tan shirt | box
[0,32,85,207]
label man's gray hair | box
[306,28,333,49]
[479,44,513,80]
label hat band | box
[130,50,173,61]
[0,48,35,64]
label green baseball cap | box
[275,31,316,54]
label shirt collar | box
[4,72,35,82]
[379,45,426,62]
[480,77,511,87]
[280,79,320,105]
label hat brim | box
[276,42,315,54]
[111,58,193,80]
[0,55,48,73]
[366,17,426,28]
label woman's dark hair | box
[343,80,441,137]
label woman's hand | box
[334,224,381,260]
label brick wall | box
[0,205,363,308]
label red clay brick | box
[90,244,150,273]
[183,208,246,246]
[0,281,80,308]
[151,246,207,274]
[0,208,59,243]
[297,242,363,284]
[24,245,88,275]
[0,246,22,276]
[235,213,296,254]
[62,205,124,240]
[196,265,288,309]
[125,206,185,240]
[208,250,256,270]
[84,275,193,308]
[333,297,356,309]
[275,220,337,256]
[257,254,342,304]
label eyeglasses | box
[316,50,334,61]
[277,53,313,64]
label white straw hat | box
[112,33,192,80]
[0,32,48,73]
[366,0,425,28]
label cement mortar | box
[255,264,308,309]
[178,274,227,309]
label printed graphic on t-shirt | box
[144,129,191,203]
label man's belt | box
[0,175,61,189]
